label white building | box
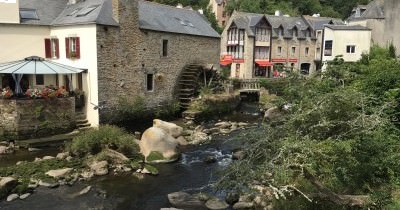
[322,25,371,69]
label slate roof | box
[325,25,371,31]
[15,0,219,38]
[18,0,118,26]
[138,1,220,38]
[302,15,344,30]
[52,0,118,26]
[228,12,316,39]
[347,0,384,21]
[19,0,68,25]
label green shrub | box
[259,78,289,95]
[67,125,139,157]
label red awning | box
[255,60,273,67]
[220,55,233,66]
[220,60,232,66]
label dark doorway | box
[300,63,311,75]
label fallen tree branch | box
[303,169,372,207]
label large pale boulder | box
[140,120,186,163]
[153,119,183,138]
[205,198,229,210]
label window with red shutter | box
[45,39,51,58]
[66,37,80,59]
[75,37,80,59]
[65,38,70,58]
[55,39,60,58]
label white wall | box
[0,24,49,62]
[0,1,19,24]
[322,27,371,66]
[50,24,99,127]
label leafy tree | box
[217,46,400,209]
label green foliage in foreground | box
[67,125,140,158]
[218,45,400,209]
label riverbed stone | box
[38,180,59,188]
[19,193,31,200]
[79,186,92,195]
[190,131,210,145]
[42,156,55,160]
[89,160,109,176]
[232,202,254,210]
[0,177,17,198]
[167,191,207,210]
[204,156,217,164]
[0,145,13,154]
[6,193,19,201]
[215,122,231,129]
[205,198,229,210]
[45,168,73,178]
[56,152,70,159]
[232,150,246,160]
[225,192,240,205]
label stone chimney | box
[274,10,281,16]
[112,0,120,23]
[198,9,204,14]
[176,3,183,8]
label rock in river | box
[45,168,73,178]
[89,160,109,176]
[167,191,207,210]
[205,198,229,210]
[6,194,19,202]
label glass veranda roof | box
[0,56,86,74]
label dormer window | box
[19,9,39,20]
[306,29,311,38]
[292,28,298,37]
[278,27,283,37]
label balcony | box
[227,40,244,46]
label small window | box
[162,40,168,57]
[20,9,39,20]
[45,38,59,59]
[146,74,154,91]
[291,47,296,55]
[324,40,333,56]
[36,75,44,85]
[66,37,80,59]
[346,45,356,54]
[76,5,99,17]
[277,46,282,55]
[305,47,309,56]
[278,28,283,37]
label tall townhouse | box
[220,12,273,79]
[267,15,317,75]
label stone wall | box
[96,0,220,122]
[0,98,75,140]
[384,0,400,56]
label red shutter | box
[44,38,51,58]
[75,37,80,59]
[65,37,70,58]
[55,39,60,59]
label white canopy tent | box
[0,56,86,95]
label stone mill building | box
[0,0,221,128]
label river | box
[0,102,261,210]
